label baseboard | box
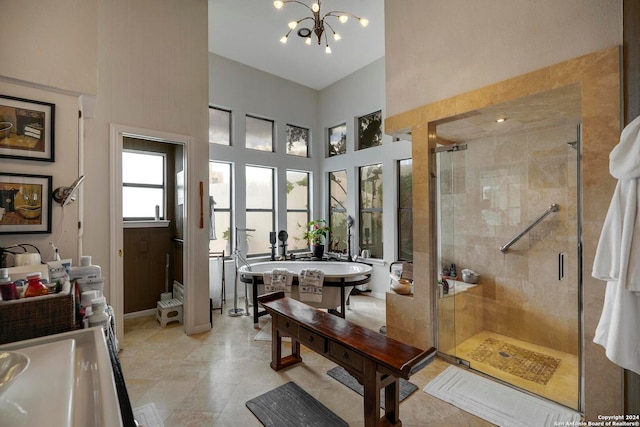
[123,308,156,319]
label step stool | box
[156,281,184,327]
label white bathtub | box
[239,261,372,322]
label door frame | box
[109,123,192,345]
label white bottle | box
[89,296,109,328]
[70,256,101,281]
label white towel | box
[263,269,293,297]
[298,268,324,302]
[592,114,640,375]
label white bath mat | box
[423,366,581,427]
[133,402,164,427]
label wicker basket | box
[0,293,76,344]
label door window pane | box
[246,116,273,152]
[122,150,165,220]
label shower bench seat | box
[258,291,437,427]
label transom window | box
[328,123,347,157]
[122,150,165,220]
[286,124,309,157]
[209,106,231,146]
[357,110,382,150]
[246,115,274,152]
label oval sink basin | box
[0,351,29,396]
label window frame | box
[328,123,347,157]
[397,158,413,261]
[359,163,384,259]
[122,149,166,221]
[245,114,274,152]
[286,124,309,157]
[209,161,233,254]
[286,169,311,252]
[245,165,275,256]
[208,106,232,146]
[328,170,348,253]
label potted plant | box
[303,219,330,259]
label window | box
[122,150,165,220]
[329,170,347,253]
[209,162,232,253]
[286,124,309,157]
[359,164,383,258]
[398,159,413,260]
[209,107,231,146]
[246,165,274,255]
[286,170,310,251]
[246,115,273,152]
[357,110,382,150]
[328,123,346,157]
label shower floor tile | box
[455,330,579,410]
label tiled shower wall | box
[439,123,579,355]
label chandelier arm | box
[324,20,336,34]
[324,11,362,20]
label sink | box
[0,328,123,426]
[0,351,30,397]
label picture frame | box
[0,173,52,234]
[0,95,55,162]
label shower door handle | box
[558,252,565,281]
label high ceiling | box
[208,0,385,90]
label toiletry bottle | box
[70,255,101,281]
[89,296,109,328]
[24,272,48,298]
[450,263,457,279]
[0,268,17,300]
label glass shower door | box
[434,86,582,410]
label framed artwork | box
[328,123,346,157]
[0,173,52,234]
[357,110,382,150]
[0,95,55,162]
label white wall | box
[385,0,623,116]
[1,0,210,337]
[0,0,98,95]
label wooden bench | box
[258,291,437,427]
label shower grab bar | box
[500,203,560,253]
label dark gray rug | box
[246,381,348,427]
[327,366,418,409]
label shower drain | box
[499,351,511,358]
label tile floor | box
[121,294,494,426]
[454,330,579,410]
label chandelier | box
[274,1,369,54]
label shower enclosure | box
[434,85,582,410]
